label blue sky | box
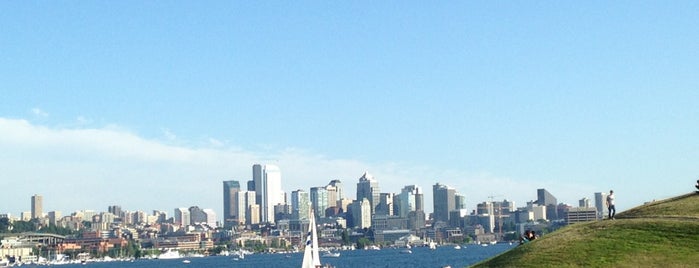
[2,2,698,218]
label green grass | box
[472,193,699,268]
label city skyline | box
[2,2,698,219]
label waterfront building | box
[31,194,43,219]
[356,172,380,215]
[433,183,455,223]
[223,180,241,226]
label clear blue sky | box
[1,2,698,218]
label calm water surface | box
[26,244,515,268]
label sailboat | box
[301,210,321,268]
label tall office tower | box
[31,194,43,219]
[329,179,344,201]
[594,192,607,220]
[477,201,494,215]
[376,193,394,216]
[134,211,146,225]
[247,204,260,225]
[291,189,310,220]
[247,180,255,191]
[189,206,207,225]
[579,197,591,208]
[48,211,61,226]
[253,164,264,210]
[153,210,168,223]
[415,189,424,212]
[337,198,353,213]
[310,187,328,218]
[433,183,455,223]
[537,188,559,220]
[349,198,372,229]
[253,164,285,223]
[108,205,122,219]
[326,185,338,208]
[501,199,515,214]
[356,172,380,214]
[235,190,256,225]
[397,185,422,217]
[223,180,241,226]
[455,194,466,210]
[174,208,191,226]
[202,209,217,227]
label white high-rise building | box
[174,208,190,226]
[202,209,217,227]
[253,164,284,223]
[235,190,256,225]
[594,192,608,220]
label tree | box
[356,237,371,249]
[0,218,10,233]
[341,229,350,245]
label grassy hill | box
[472,192,699,268]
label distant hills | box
[473,192,699,267]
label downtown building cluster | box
[1,164,612,262]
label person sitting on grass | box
[519,230,532,245]
[695,179,699,192]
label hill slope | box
[473,193,699,268]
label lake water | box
[31,244,515,268]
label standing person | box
[606,190,616,220]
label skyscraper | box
[253,164,284,223]
[235,190,256,225]
[174,208,190,226]
[397,185,422,217]
[189,206,206,224]
[329,179,343,201]
[433,183,455,223]
[455,194,466,210]
[291,189,310,220]
[356,172,380,214]
[537,188,558,220]
[223,180,241,226]
[594,192,607,220]
[31,194,43,219]
[310,187,328,218]
[325,185,338,208]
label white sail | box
[301,210,321,268]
